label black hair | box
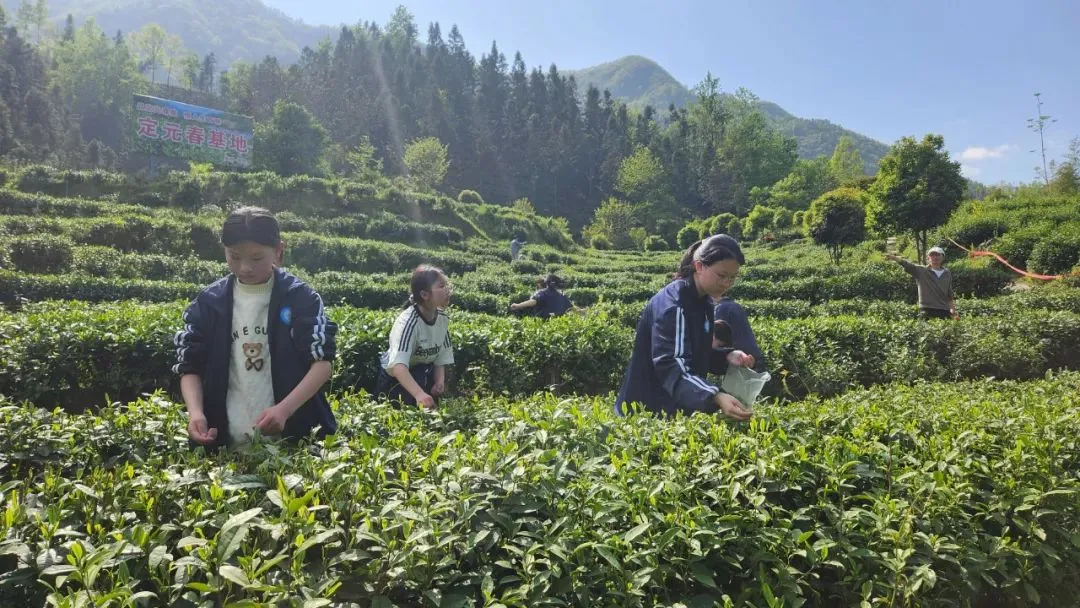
[540,273,564,289]
[221,206,281,248]
[675,234,745,279]
[406,264,447,308]
[713,319,733,346]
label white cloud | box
[960,164,982,178]
[960,145,1010,161]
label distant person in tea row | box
[173,207,337,449]
[885,246,957,320]
[509,235,527,261]
[510,273,575,319]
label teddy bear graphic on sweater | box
[243,342,265,372]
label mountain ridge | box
[568,55,887,172]
[6,1,888,171]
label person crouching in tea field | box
[713,297,765,372]
[615,234,755,420]
[510,273,574,319]
[173,206,337,449]
[375,265,455,409]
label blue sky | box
[266,0,1079,185]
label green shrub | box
[945,216,1009,247]
[676,225,698,249]
[457,189,485,205]
[642,235,669,251]
[591,234,612,250]
[6,368,1080,606]
[1028,231,1080,275]
[7,235,74,274]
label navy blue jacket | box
[532,287,573,319]
[615,278,732,417]
[173,268,338,447]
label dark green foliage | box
[1,371,1077,605]
[4,298,1080,412]
[1028,229,1080,275]
[642,235,669,251]
[676,225,698,249]
[456,189,484,205]
[803,188,868,264]
[868,134,966,257]
[6,234,74,274]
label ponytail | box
[404,264,446,309]
[674,241,706,279]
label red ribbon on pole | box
[945,237,1063,281]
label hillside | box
[569,56,888,173]
[0,0,336,66]
[568,55,696,111]
[11,2,890,173]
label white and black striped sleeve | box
[172,297,209,376]
[292,286,337,363]
[650,303,718,412]
[384,308,420,369]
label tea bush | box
[0,373,1078,606]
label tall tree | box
[0,14,64,159]
[385,5,418,48]
[616,145,678,229]
[1049,162,1079,196]
[180,54,201,91]
[199,52,217,93]
[130,23,167,83]
[804,187,868,264]
[867,134,965,259]
[1027,93,1055,185]
[828,135,865,184]
[768,157,837,211]
[61,14,75,42]
[15,0,48,45]
[52,18,145,151]
[160,33,185,87]
[254,101,328,176]
[403,136,450,192]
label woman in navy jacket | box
[615,234,754,420]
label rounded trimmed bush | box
[676,226,698,249]
[642,235,669,251]
[9,235,74,274]
[457,189,485,205]
[947,217,1009,248]
[1029,233,1080,276]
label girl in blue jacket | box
[615,234,754,419]
[173,206,337,448]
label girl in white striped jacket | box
[375,265,455,409]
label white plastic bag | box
[721,366,772,410]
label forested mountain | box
[0,0,335,65]
[1,1,891,236]
[570,56,887,173]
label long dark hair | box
[221,206,280,248]
[674,234,745,279]
[405,264,446,308]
